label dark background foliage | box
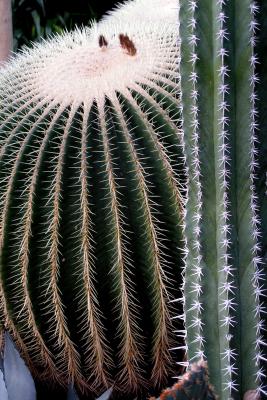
[12,0,120,51]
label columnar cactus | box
[256,0,267,319]
[0,1,184,397]
[179,0,266,399]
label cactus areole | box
[0,2,185,397]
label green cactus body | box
[179,0,266,398]
[256,2,267,363]
[0,6,184,397]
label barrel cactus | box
[179,0,266,398]
[0,0,184,397]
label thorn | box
[119,34,137,56]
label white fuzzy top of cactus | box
[0,14,178,106]
[100,0,178,26]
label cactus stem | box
[0,105,69,382]
[110,94,180,388]
[97,99,146,392]
[215,0,238,394]
[124,90,183,216]
[0,283,39,376]
[0,97,56,157]
[181,0,205,367]
[39,104,86,390]
[119,90,181,385]
[249,2,267,396]
[77,102,113,391]
[180,0,266,396]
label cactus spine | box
[0,3,184,396]
[179,0,266,398]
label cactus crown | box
[1,20,176,105]
[100,0,178,25]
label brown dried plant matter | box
[98,33,137,56]
[119,34,137,56]
[99,35,108,48]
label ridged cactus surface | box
[256,2,267,359]
[179,0,266,399]
[0,2,184,397]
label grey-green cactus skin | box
[256,0,267,292]
[179,0,266,399]
[0,18,184,398]
[256,0,267,379]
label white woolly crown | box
[100,0,178,26]
[0,8,178,106]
